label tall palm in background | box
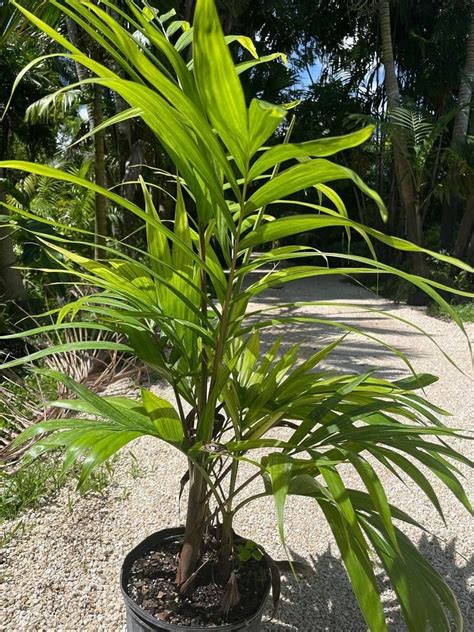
[440,0,474,253]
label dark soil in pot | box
[122,528,270,629]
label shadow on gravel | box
[262,536,472,632]
[254,312,419,379]
[245,276,428,378]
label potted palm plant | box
[1,0,472,629]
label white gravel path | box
[1,276,473,631]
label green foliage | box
[237,540,263,563]
[7,159,96,231]
[0,371,56,437]
[428,301,474,323]
[0,34,63,161]
[0,457,64,521]
[1,1,472,629]
[0,455,115,523]
[453,302,474,322]
[3,159,96,300]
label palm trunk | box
[379,0,425,276]
[66,16,107,260]
[452,1,474,143]
[176,464,207,586]
[93,84,107,259]
[184,0,195,20]
[0,127,27,302]
[454,190,474,260]
[115,92,132,186]
[466,231,474,263]
[0,230,26,302]
[441,0,474,250]
[109,64,133,240]
[0,209,27,303]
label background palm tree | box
[440,0,474,250]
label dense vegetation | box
[0,0,473,319]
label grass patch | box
[427,301,474,323]
[0,455,116,524]
[0,458,66,521]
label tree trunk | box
[466,230,474,264]
[441,0,474,250]
[379,0,425,276]
[105,7,137,239]
[93,84,107,259]
[176,464,207,586]
[0,143,27,302]
[65,18,91,102]
[454,190,474,260]
[184,0,195,21]
[452,0,474,143]
[0,210,27,303]
[115,92,132,186]
[66,16,107,260]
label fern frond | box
[25,88,83,124]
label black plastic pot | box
[120,527,270,632]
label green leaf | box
[193,0,248,174]
[346,454,399,550]
[248,99,287,158]
[140,177,171,280]
[224,34,258,58]
[294,472,387,631]
[68,107,141,150]
[360,516,463,631]
[235,52,287,75]
[236,310,418,378]
[248,126,375,180]
[369,446,445,523]
[142,5,156,22]
[141,389,185,445]
[12,372,187,487]
[0,340,131,370]
[347,489,425,530]
[166,19,190,38]
[78,430,141,486]
[264,453,293,547]
[244,159,386,220]
[391,444,472,513]
[238,214,473,277]
[289,371,374,447]
[0,160,201,265]
[159,8,177,24]
[236,332,260,387]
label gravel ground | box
[1,276,473,631]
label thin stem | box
[226,459,239,513]
[192,460,227,515]
[173,384,190,443]
[198,227,209,419]
[235,116,296,294]
[202,183,249,443]
[227,470,261,503]
[232,492,268,516]
[202,461,233,504]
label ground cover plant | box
[0,0,473,629]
